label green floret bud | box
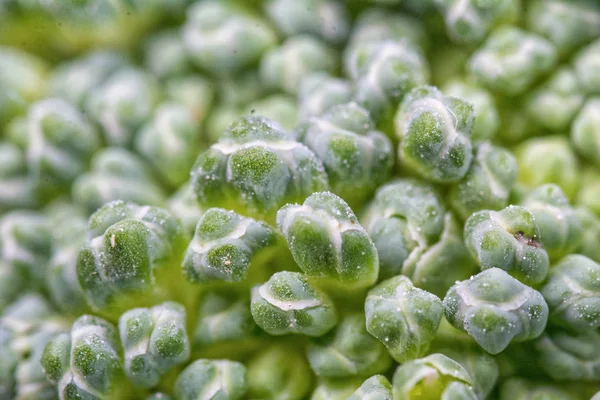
[143,30,189,79]
[164,75,214,126]
[297,73,353,122]
[464,205,549,285]
[0,46,48,127]
[573,39,600,94]
[534,328,600,381]
[182,208,278,284]
[119,302,190,388]
[499,378,578,400]
[365,275,443,363]
[76,200,187,315]
[259,35,339,95]
[193,291,258,351]
[49,50,127,107]
[1,294,69,400]
[0,143,36,212]
[307,313,391,378]
[191,116,328,223]
[0,210,51,291]
[134,102,201,188]
[522,184,583,261]
[166,183,204,237]
[574,207,600,263]
[515,136,580,201]
[264,0,350,44]
[146,393,172,400]
[277,192,379,289]
[250,271,338,337]
[182,1,276,77]
[525,0,600,56]
[443,80,500,142]
[247,343,313,400]
[85,67,160,147]
[468,26,557,95]
[174,359,247,400]
[310,378,364,400]
[395,85,474,183]
[541,254,600,332]
[571,98,600,168]
[576,167,600,215]
[346,8,429,56]
[392,353,476,400]
[525,67,585,132]
[444,268,549,354]
[434,0,519,44]
[72,148,167,214]
[347,40,430,122]
[449,142,517,220]
[245,94,298,132]
[21,98,100,200]
[299,102,394,207]
[346,375,392,400]
[41,315,125,400]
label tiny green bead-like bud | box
[444,268,549,354]
[365,275,443,363]
[576,167,600,215]
[0,46,48,126]
[346,8,429,55]
[573,39,600,95]
[434,0,519,44]
[146,393,172,400]
[464,205,549,285]
[515,136,580,201]
[247,343,313,400]
[41,315,125,400]
[193,291,257,350]
[119,302,190,388]
[245,94,298,132]
[468,26,557,95]
[347,40,430,122]
[72,148,167,214]
[219,71,266,108]
[259,35,338,95]
[85,67,160,147]
[522,184,583,261]
[443,80,499,142]
[143,30,189,79]
[77,200,187,315]
[299,102,394,207]
[525,0,600,56]
[22,98,100,198]
[182,208,278,284]
[164,75,214,126]
[534,328,600,381]
[0,143,36,212]
[166,183,204,237]
[264,0,350,44]
[395,85,474,183]
[541,254,600,332]
[361,178,444,281]
[449,142,517,220]
[307,313,391,378]
[499,378,578,400]
[182,1,276,77]
[49,50,127,107]
[174,359,247,400]
[575,207,600,263]
[191,116,328,222]
[525,67,585,132]
[297,73,353,121]
[310,378,364,400]
[0,210,51,290]
[0,261,24,313]
[277,192,379,289]
[250,271,338,337]
[346,375,392,400]
[392,353,476,400]
[571,98,600,168]
[134,102,201,188]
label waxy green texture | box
[174,359,247,400]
